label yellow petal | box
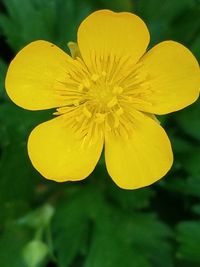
[105,113,173,189]
[28,116,103,182]
[136,41,200,114]
[78,10,150,67]
[6,40,72,110]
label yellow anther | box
[107,97,118,108]
[126,96,132,102]
[75,116,82,122]
[95,113,106,123]
[83,79,91,88]
[113,86,123,95]
[91,74,99,82]
[105,123,112,132]
[140,81,150,88]
[116,107,124,116]
[102,71,107,77]
[73,99,80,106]
[78,83,84,91]
[135,73,147,83]
[114,117,120,128]
[83,106,92,118]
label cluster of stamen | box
[54,54,152,140]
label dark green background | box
[0,0,200,266]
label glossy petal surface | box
[134,41,200,115]
[28,116,103,182]
[105,113,173,189]
[78,10,150,67]
[6,40,72,110]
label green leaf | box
[0,103,50,222]
[55,0,93,48]
[191,34,200,60]
[161,176,200,198]
[170,134,194,154]
[52,185,173,267]
[0,225,31,267]
[135,0,195,23]
[192,204,200,215]
[18,204,55,230]
[0,0,57,51]
[181,149,200,177]
[0,0,94,52]
[135,0,195,44]
[176,221,200,262]
[108,186,155,211]
[85,211,173,267]
[85,218,151,267]
[52,188,92,267]
[0,58,7,100]
[169,5,200,47]
[124,213,173,267]
[97,0,133,11]
[175,100,200,141]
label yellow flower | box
[5,10,200,189]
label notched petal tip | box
[78,9,150,67]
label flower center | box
[54,55,152,140]
[80,71,124,112]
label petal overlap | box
[5,10,199,189]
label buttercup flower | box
[5,10,200,189]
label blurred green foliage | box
[0,0,200,266]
